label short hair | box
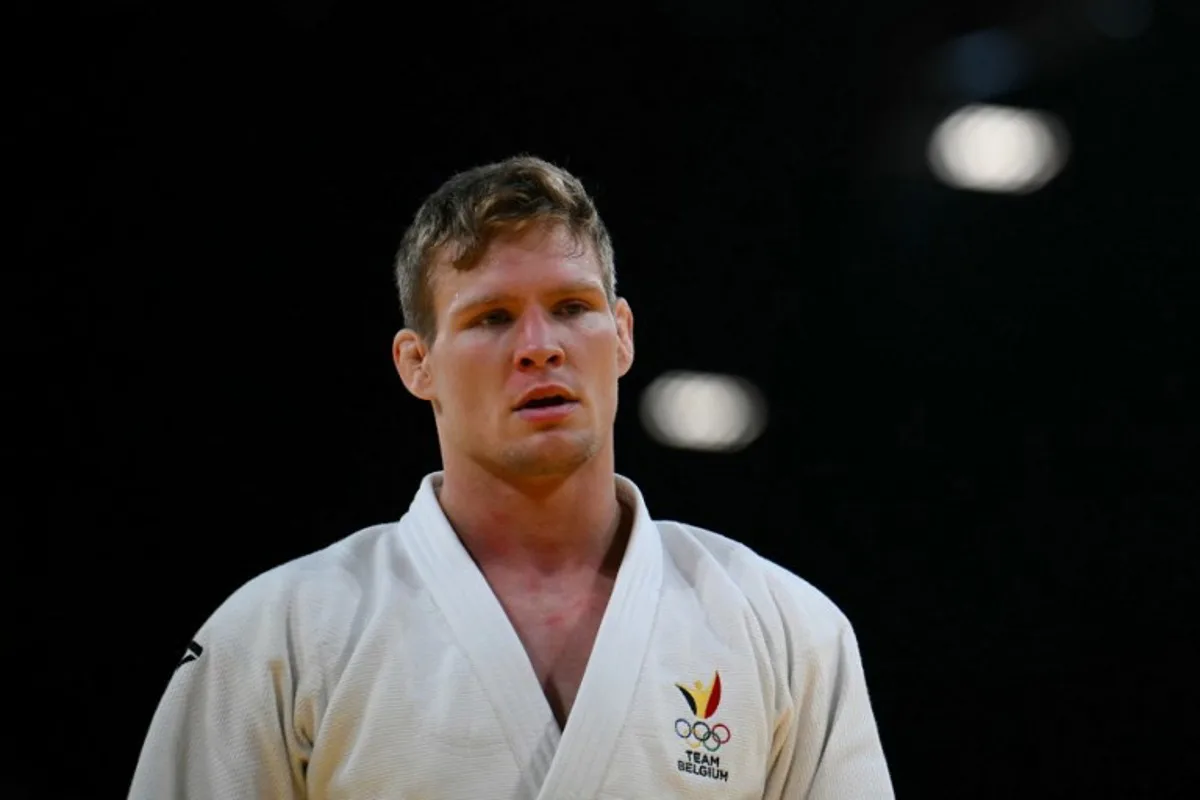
[393,155,617,342]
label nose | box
[513,309,565,370]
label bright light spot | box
[928,104,1070,194]
[639,371,767,453]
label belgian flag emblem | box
[676,671,722,720]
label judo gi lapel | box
[405,474,560,800]
[404,472,664,800]
[533,474,664,800]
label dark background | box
[10,0,1198,797]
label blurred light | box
[927,104,1070,195]
[1085,0,1153,40]
[639,371,767,453]
[934,28,1030,100]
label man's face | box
[397,222,634,480]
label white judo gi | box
[129,473,895,799]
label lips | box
[513,385,579,423]
[513,385,577,411]
[518,395,571,409]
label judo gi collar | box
[403,470,665,800]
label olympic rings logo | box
[675,718,732,752]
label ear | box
[393,329,436,401]
[613,297,635,378]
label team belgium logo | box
[674,671,731,782]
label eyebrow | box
[449,280,606,317]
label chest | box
[500,588,611,725]
[305,579,777,800]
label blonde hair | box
[393,155,616,341]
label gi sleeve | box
[765,614,895,799]
[127,578,310,799]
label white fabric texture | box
[129,473,894,799]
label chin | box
[499,432,600,477]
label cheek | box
[438,346,494,408]
[582,339,623,389]
[445,368,479,406]
[579,319,621,358]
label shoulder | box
[654,519,852,652]
[195,522,398,652]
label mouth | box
[513,394,579,421]
[516,395,572,410]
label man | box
[128,156,895,799]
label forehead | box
[432,223,604,312]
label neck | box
[435,453,629,578]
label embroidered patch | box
[674,671,731,782]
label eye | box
[556,301,590,318]
[476,309,513,327]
